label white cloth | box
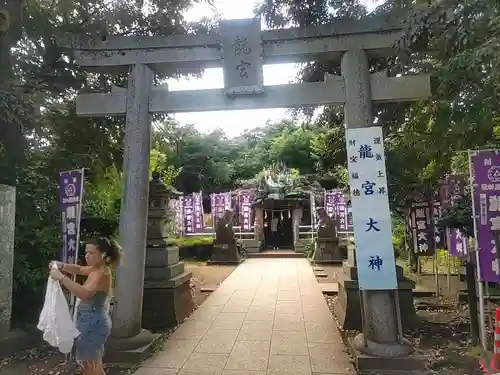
[37,277,80,354]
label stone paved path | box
[136,259,355,375]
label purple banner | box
[324,190,349,231]
[472,150,500,282]
[181,195,194,234]
[59,169,84,264]
[447,228,468,258]
[239,190,253,232]
[182,193,204,235]
[409,201,435,256]
[193,192,204,233]
[211,192,231,225]
[324,191,337,218]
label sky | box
[168,0,383,137]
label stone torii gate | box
[69,13,431,363]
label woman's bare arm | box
[62,263,92,276]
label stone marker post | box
[341,49,413,357]
[0,185,15,335]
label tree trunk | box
[466,257,479,344]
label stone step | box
[200,285,217,293]
[247,251,304,258]
[412,285,436,297]
[320,282,339,294]
[314,270,328,278]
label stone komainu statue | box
[210,209,240,264]
[215,209,235,245]
[316,207,339,242]
[313,207,342,262]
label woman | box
[49,238,123,375]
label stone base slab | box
[335,271,417,332]
[241,239,261,253]
[142,274,194,332]
[207,259,245,265]
[210,244,240,264]
[105,329,162,364]
[313,259,343,265]
[247,251,304,258]
[347,336,426,371]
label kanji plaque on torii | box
[220,18,264,96]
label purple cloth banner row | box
[324,190,351,232]
[181,192,204,234]
[59,169,84,264]
[472,150,500,282]
[238,190,254,232]
[211,192,231,225]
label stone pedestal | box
[334,261,417,332]
[208,242,241,265]
[242,238,260,253]
[313,239,343,264]
[209,209,243,264]
[143,241,194,331]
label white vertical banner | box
[346,126,397,290]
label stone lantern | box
[142,172,194,331]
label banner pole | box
[70,168,85,361]
[468,149,487,350]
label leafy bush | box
[175,236,214,247]
[304,241,315,258]
[176,236,214,260]
[392,215,406,258]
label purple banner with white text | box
[59,169,84,264]
[408,201,436,256]
[472,150,500,282]
[182,192,204,235]
[238,190,254,232]
[211,192,231,226]
[324,190,349,232]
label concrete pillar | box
[0,185,15,335]
[112,64,153,338]
[341,49,412,357]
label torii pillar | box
[104,64,160,360]
[340,48,420,364]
